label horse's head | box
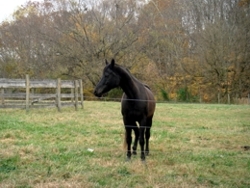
[94,59,121,97]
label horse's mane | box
[114,64,151,90]
[144,84,151,90]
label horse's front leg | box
[125,127,132,160]
[132,126,139,155]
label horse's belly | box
[121,93,152,121]
[121,103,145,121]
[125,109,143,119]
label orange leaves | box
[238,0,250,7]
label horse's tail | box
[123,131,127,151]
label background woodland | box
[0,0,249,103]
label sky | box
[0,0,41,22]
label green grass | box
[0,101,250,187]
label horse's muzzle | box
[94,89,102,97]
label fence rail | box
[0,75,84,111]
[0,79,79,88]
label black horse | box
[94,59,155,161]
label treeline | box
[0,0,249,103]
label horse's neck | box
[118,67,142,99]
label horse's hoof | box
[141,159,148,167]
[126,157,131,162]
[141,158,147,166]
[126,154,131,162]
[145,151,149,156]
[141,155,146,161]
[132,151,137,155]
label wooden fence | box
[0,75,83,111]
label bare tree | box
[183,0,250,102]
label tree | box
[0,0,249,102]
[137,0,188,76]
[183,0,250,102]
[42,0,141,86]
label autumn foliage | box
[0,0,249,103]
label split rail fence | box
[0,75,83,111]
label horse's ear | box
[105,59,108,65]
[111,59,115,68]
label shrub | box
[107,88,123,100]
[160,88,169,101]
[177,87,199,102]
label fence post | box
[228,93,231,105]
[199,84,202,103]
[71,88,74,104]
[79,79,84,109]
[56,78,61,112]
[1,88,4,106]
[217,92,220,104]
[25,74,30,112]
[74,80,78,111]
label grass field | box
[0,101,250,188]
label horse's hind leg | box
[139,126,146,161]
[145,127,151,156]
[145,117,152,156]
